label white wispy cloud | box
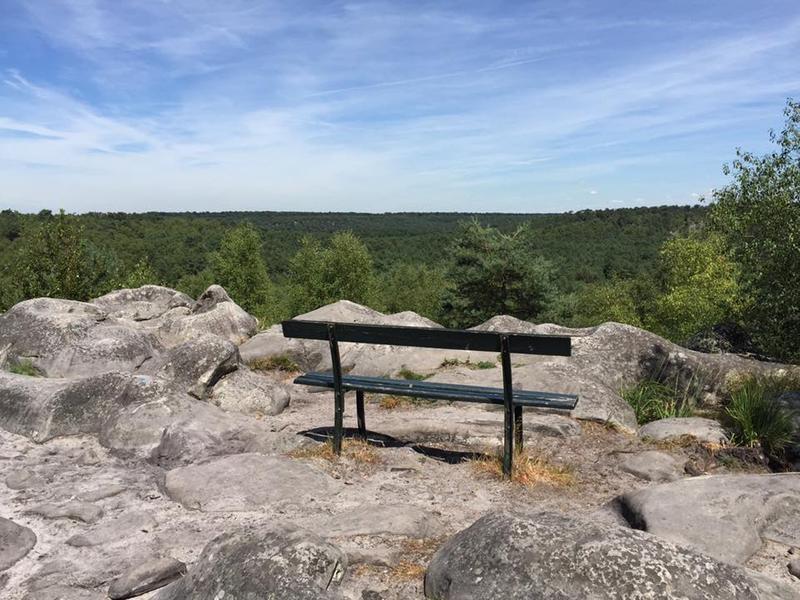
[1,0,799,212]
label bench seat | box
[294,371,578,411]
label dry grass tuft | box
[471,449,575,487]
[289,439,380,465]
[248,354,300,373]
[379,395,405,410]
[389,561,427,581]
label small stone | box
[27,501,104,524]
[6,469,45,490]
[108,557,186,599]
[78,484,126,502]
[0,517,36,571]
[789,559,800,579]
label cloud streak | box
[1,0,799,212]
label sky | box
[1,1,799,214]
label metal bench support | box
[327,324,345,455]
[356,390,366,439]
[500,335,514,478]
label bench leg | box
[356,390,366,439]
[514,405,523,451]
[333,389,345,455]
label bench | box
[282,319,579,477]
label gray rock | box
[617,473,800,564]
[164,453,341,512]
[638,417,729,444]
[78,484,126,502]
[618,450,683,482]
[0,517,36,571]
[0,371,153,443]
[209,367,290,416]
[0,297,161,378]
[91,286,193,322]
[27,585,105,600]
[424,510,792,600]
[139,334,239,398]
[108,557,187,599]
[325,504,444,539]
[158,285,258,346]
[789,559,800,579]
[5,468,45,490]
[149,401,301,469]
[66,511,157,547]
[27,500,104,524]
[154,523,346,600]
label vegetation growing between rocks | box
[725,375,797,460]
[622,379,702,425]
[7,359,40,377]
[249,355,300,373]
[471,449,575,487]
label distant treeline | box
[0,204,707,294]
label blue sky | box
[1,1,799,213]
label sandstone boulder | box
[0,517,36,571]
[617,473,800,565]
[91,286,193,322]
[107,557,186,599]
[154,524,347,600]
[209,367,290,416]
[424,510,794,600]
[0,298,160,378]
[638,417,729,444]
[618,450,684,482]
[163,453,341,511]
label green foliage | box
[379,263,448,321]
[209,223,272,318]
[648,233,741,342]
[8,359,40,377]
[115,258,161,289]
[570,277,651,328]
[398,367,427,381]
[710,99,800,361]
[442,221,556,327]
[288,232,377,315]
[2,210,115,306]
[440,357,496,369]
[725,376,796,458]
[622,380,695,425]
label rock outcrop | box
[155,524,347,600]
[424,510,796,599]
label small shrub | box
[398,367,428,381]
[622,380,695,424]
[378,395,435,409]
[249,354,300,373]
[471,449,574,487]
[8,359,40,377]
[725,377,796,458]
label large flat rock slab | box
[424,510,795,600]
[164,453,341,512]
[0,517,36,571]
[618,473,800,564]
[324,504,444,539]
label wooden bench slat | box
[294,371,578,411]
[281,320,571,356]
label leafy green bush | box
[725,376,796,458]
[398,368,427,381]
[379,263,448,321]
[622,380,695,424]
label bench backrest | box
[281,319,571,356]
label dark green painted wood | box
[327,324,345,455]
[281,320,571,356]
[293,372,578,410]
[356,390,366,439]
[514,405,524,451]
[500,335,514,479]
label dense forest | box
[1,100,798,364]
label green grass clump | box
[622,380,695,424]
[8,359,40,377]
[249,354,300,373]
[440,357,496,370]
[725,376,796,459]
[398,367,428,381]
